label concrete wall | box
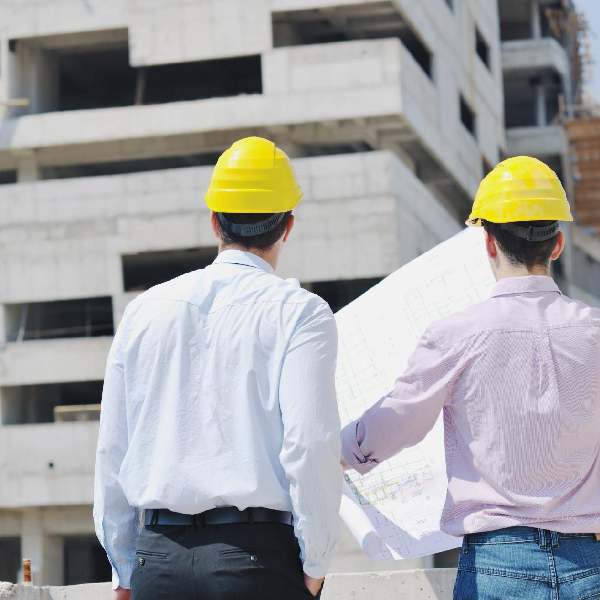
[502,38,569,77]
[0,151,459,307]
[0,569,458,599]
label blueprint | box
[335,227,495,560]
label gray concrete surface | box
[0,569,458,599]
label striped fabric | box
[342,276,600,536]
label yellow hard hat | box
[205,137,302,213]
[467,156,573,226]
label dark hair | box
[482,220,559,269]
[215,212,292,250]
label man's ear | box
[282,214,295,243]
[484,230,498,259]
[550,230,565,261]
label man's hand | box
[113,587,131,600]
[304,574,324,597]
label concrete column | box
[534,81,547,127]
[530,0,542,39]
[16,151,40,182]
[21,509,64,586]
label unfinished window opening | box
[504,72,561,128]
[58,46,136,111]
[13,30,262,113]
[273,2,433,79]
[306,278,382,313]
[0,170,17,185]
[460,95,476,137]
[122,247,218,292]
[298,142,374,157]
[499,1,533,41]
[5,297,114,342]
[0,538,21,583]
[41,152,220,180]
[64,536,111,585]
[141,55,262,104]
[1,381,103,425]
[475,27,491,69]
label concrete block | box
[0,570,457,599]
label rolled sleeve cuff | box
[112,565,131,591]
[341,420,379,475]
[302,559,330,580]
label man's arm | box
[341,328,457,474]
[93,309,139,591]
[279,300,343,583]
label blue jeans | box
[454,527,600,600]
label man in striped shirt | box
[342,156,600,600]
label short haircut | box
[482,220,559,269]
[215,212,292,250]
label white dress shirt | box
[93,250,342,589]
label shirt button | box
[250,554,258,562]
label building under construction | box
[0,0,597,586]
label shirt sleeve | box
[278,301,343,579]
[341,327,457,475]
[93,307,139,590]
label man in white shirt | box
[94,137,343,599]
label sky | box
[576,0,600,104]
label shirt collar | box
[213,249,274,274]
[490,275,561,299]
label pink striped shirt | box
[342,276,600,536]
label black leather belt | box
[144,507,294,528]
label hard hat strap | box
[498,222,559,242]
[217,212,287,237]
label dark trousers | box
[131,521,317,600]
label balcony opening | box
[306,278,382,313]
[64,535,111,585]
[58,46,136,111]
[0,538,21,583]
[504,72,561,128]
[460,94,476,137]
[1,381,103,425]
[272,1,433,79]
[122,247,218,292]
[475,27,491,69]
[499,0,533,41]
[41,152,220,180]
[11,29,262,114]
[5,297,114,342]
[0,170,17,185]
[298,142,374,157]
[141,55,262,104]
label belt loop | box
[551,531,559,548]
[151,509,159,527]
[192,514,198,530]
[248,508,255,525]
[538,529,546,549]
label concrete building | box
[499,0,600,304]
[0,0,595,587]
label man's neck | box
[219,243,278,271]
[494,263,550,281]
